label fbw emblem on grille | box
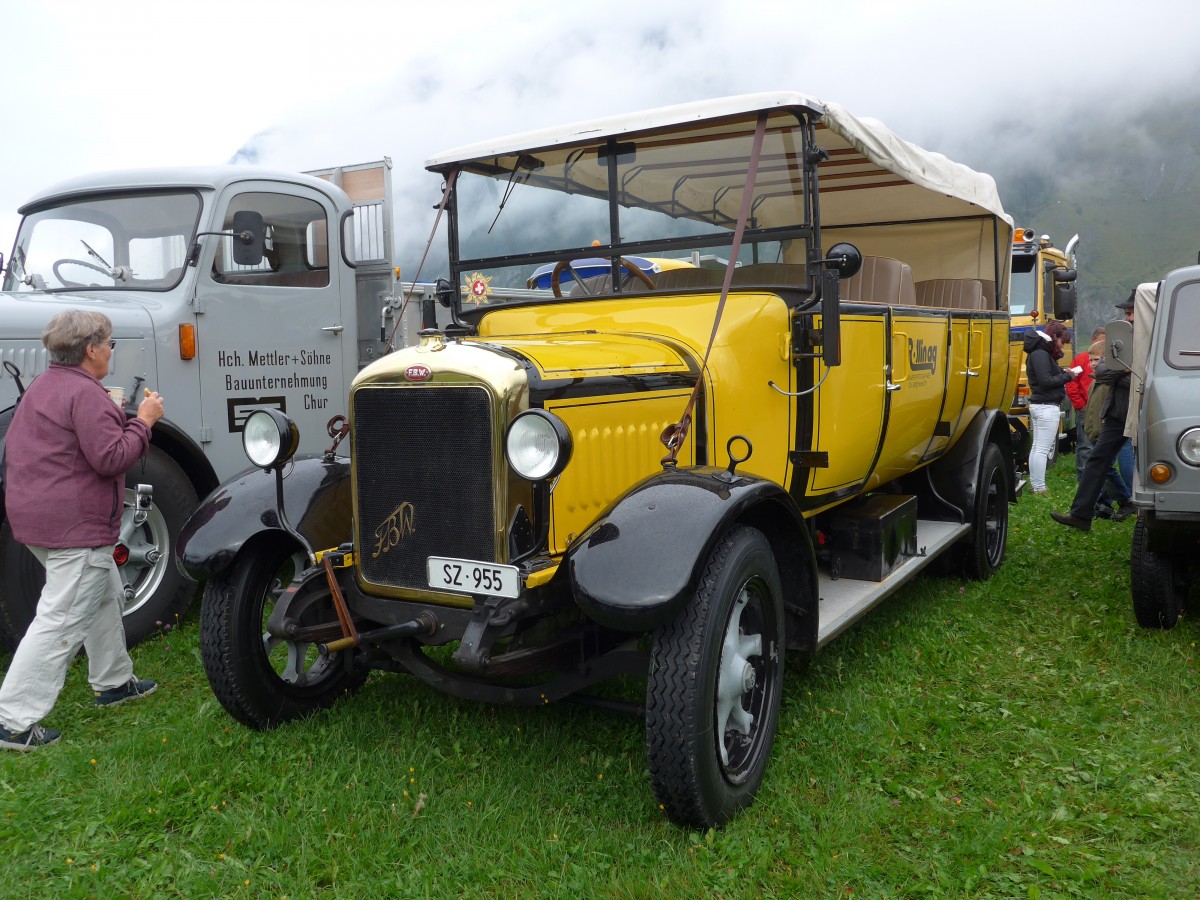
[405,365,431,381]
[373,501,416,559]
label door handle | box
[322,325,344,335]
[886,381,901,392]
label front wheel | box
[1131,514,1186,629]
[645,525,784,829]
[199,540,369,729]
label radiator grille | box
[354,385,496,592]
[0,344,48,398]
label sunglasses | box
[93,339,115,350]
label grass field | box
[2,456,1198,898]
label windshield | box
[1008,256,1037,316]
[447,109,811,309]
[4,191,202,292]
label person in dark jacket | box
[1052,294,1138,532]
[0,310,164,751]
[1024,320,1077,493]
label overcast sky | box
[3,0,1199,273]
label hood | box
[0,289,155,410]
[1022,328,1052,354]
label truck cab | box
[1116,276,1200,627]
[0,160,404,648]
[179,92,1019,828]
[1006,228,1079,460]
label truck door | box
[192,183,346,476]
[802,310,888,500]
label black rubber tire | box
[200,540,369,730]
[0,447,197,649]
[1131,513,1185,629]
[646,525,784,829]
[957,443,1009,580]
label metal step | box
[816,519,970,649]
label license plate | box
[426,556,521,599]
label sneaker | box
[1113,501,1136,522]
[1050,511,1092,532]
[1093,505,1115,520]
[94,677,158,707]
[0,722,61,751]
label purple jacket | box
[4,364,150,548]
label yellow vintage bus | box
[181,92,1020,828]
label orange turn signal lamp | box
[1149,463,1172,484]
[179,323,196,360]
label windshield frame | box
[440,108,819,318]
[5,188,204,293]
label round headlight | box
[1179,427,1200,466]
[243,408,299,469]
[505,410,572,481]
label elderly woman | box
[1022,320,1077,494]
[0,310,164,750]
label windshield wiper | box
[81,239,112,269]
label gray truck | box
[1111,275,1200,627]
[0,159,417,648]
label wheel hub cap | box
[716,589,763,767]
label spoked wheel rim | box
[257,553,343,688]
[713,574,778,784]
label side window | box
[1165,281,1200,370]
[211,191,330,288]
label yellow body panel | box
[478,291,795,485]
[545,390,696,554]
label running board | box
[816,519,971,649]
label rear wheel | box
[0,447,197,649]
[1131,513,1186,629]
[646,525,784,828]
[957,443,1009,580]
[200,540,368,729]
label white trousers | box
[1028,403,1060,492]
[0,547,134,733]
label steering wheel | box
[53,258,112,287]
[550,256,656,298]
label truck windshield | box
[448,109,810,307]
[1009,257,1037,316]
[4,191,202,292]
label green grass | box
[3,457,1199,898]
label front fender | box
[176,454,351,581]
[566,466,807,632]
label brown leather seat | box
[729,263,807,287]
[915,278,984,309]
[841,256,916,306]
[653,268,725,290]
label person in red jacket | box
[1065,337,1101,481]
[0,310,164,751]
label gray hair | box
[42,309,111,366]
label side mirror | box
[1052,268,1077,320]
[824,242,862,279]
[231,211,266,267]
[1105,319,1133,371]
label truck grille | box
[353,385,496,592]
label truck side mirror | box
[825,242,862,279]
[1052,268,1077,320]
[1105,319,1133,371]
[232,211,266,267]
